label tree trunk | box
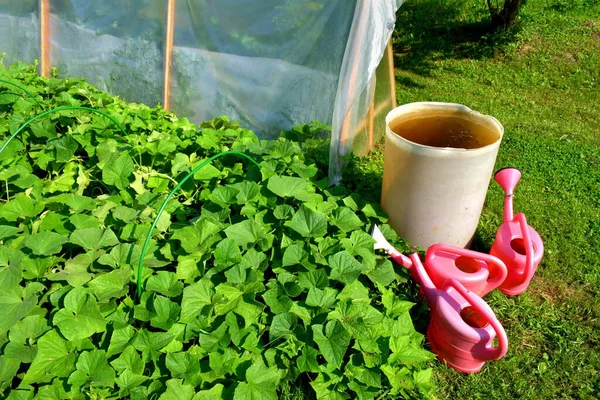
[487,0,521,30]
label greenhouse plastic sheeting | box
[0,0,404,184]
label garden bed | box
[0,61,434,399]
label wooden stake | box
[40,0,50,77]
[387,39,396,108]
[163,0,176,110]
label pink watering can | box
[424,244,507,297]
[490,168,544,296]
[372,226,508,373]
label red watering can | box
[490,168,544,295]
[372,226,508,373]
[371,226,507,297]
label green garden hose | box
[136,150,261,298]
[0,106,127,158]
[0,79,42,108]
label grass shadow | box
[393,0,523,80]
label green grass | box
[345,0,600,398]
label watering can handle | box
[427,244,508,292]
[443,279,509,361]
[516,213,536,282]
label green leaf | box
[239,248,267,270]
[193,160,221,181]
[291,162,318,179]
[0,288,37,334]
[298,269,329,290]
[0,194,43,221]
[262,289,292,314]
[107,326,136,357]
[52,135,79,162]
[282,243,306,266]
[305,287,337,309]
[214,237,242,268]
[193,384,224,400]
[134,330,174,361]
[70,214,100,229]
[24,231,67,256]
[382,291,414,319]
[53,287,107,341]
[389,335,435,364]
[311,321,351,368]
[97,243,142,268]
[224,264,247,284]
[21,330,76,385]
[102,153,134,189]
[44,162,77,193]
[180,279,213,323]
[267,175,313,201]
[209,185,239,206]
[0,225,22,240]
[361,203,388,222]
[5,315,50,363]
[298,346,320,373]
[269,312,297,341]
[70,227,119,251]
[151,295,180,330]
[166,352,200,378]
[116,369,149,396]
[0,356,20,385]
[233,361,282,400]
[229,181,261,203]
[286,205,327,238]
[146,271,184,297]
[67,349,115,388]
[273,204,294,220]
[329,251,364,284]
[171,219,223,253]
[224,219,266,247]
[331,207,364,233]
[112,205,139,222]
[87,268,132,301]
[159,379,195,400]
[348,381,379,399]
[367,259,396,286]
[61,194,95,212]
[413,368,435,395]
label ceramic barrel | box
[381,102,504,248]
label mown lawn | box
[369,0,600,398]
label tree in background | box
[487,0,521,29]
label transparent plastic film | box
[0,0,404,185]
[170,0,355,135]
[329,0,403,184]
[48,0,166,106]
[0,1,40,67]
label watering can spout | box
[495,167,521,223]
[371,225,412,267]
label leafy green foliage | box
[0,62,430,399]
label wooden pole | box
[387,39,396,108]
[163,0,176,110]
[368,99,375,148]
[40,0,50,77]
